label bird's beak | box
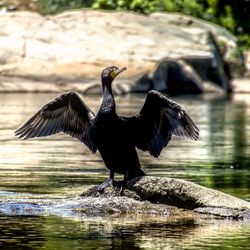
[114,67,127,77]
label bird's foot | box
[97,178,115,193]
[118,180,128,196]
[119,184,124,196]
[97,179,126,195]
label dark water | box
[0,92,249,249]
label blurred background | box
[2,0,250,48]
[0,1,250,250]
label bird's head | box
[101,66,127,86]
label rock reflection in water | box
[0,215,45,249]
[0,92,250,249]
[0,214,249,250]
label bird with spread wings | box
[15,66,199,194]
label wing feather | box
[15,91,97,153]
[134,90,199,157]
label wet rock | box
[0,10,242,94]
[0,202,44,215]
[194,207,250,220]
[0,195,185,218]
[125,177,250,209]
[83,176,250,219]
[0,177,249,220]
[51,196,175,217]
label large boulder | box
[0,10,243,94]
[83,176,250,219]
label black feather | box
[15,67,199,187]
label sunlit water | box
[0,92,249,249]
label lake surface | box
[0,92,249,249]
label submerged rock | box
[0,10,242,94]
[194,207,250,220]
[0,202,44,216]
[0,177,249,220]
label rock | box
[83,176,250,219]
[151,12,245,78]
[134,59,204,94]
[50,196,176,217]
[0,10,242,94]
[0,202,44,216]
[184,32,233,93]
[127,177,250,209]
[245,50,250,77]
[0,195,187,218]
[194,207,250,220]
[0,176,249,219]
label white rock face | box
[0,10,242,93]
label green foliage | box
[161,0,176,12]
[91,0,158,13]
[37,0,91,14]
[219,5,235,33]
[238,34,250,50]
[37,0,250,48]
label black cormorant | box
[15,66,199,193]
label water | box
[0,92,249,249]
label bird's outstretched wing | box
[15,91,97,153]
[131,90,199,157]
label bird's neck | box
[100,81,116,114]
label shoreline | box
[0,77,249,95]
